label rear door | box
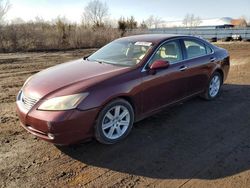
[180,38,215,96]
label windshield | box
[88,40,153,66]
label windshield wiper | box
[83,55,90,61]
[83,57,103,64]
[90,59,109,64]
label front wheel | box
[202,72,222,100]
[95,99,134,144]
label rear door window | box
[184,39,207,59]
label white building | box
[159,17,233,28]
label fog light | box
[48,133,55,140]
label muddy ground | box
[0,42,250,188]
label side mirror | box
[150,60,170,70]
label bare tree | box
[153,16,164,28]
[82,0,109,27]
[182,14,189,27]
[183,14,201,27]
[140,20,147,29]
[145,15,154,28]
[145,15,164,29]
[193,16,201,27]
[11,17,25,25]
[0,0,11,24]
[35,16,45,24]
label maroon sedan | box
[16,34,230,145]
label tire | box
[243,39,250,42]
[222,37,232,42]
[202,72,222,100]
[95,99,134,144]
[243,38,250,42]
[209,37,217,43]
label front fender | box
[77,69,143,115]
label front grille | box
[20,92,39,110]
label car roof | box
[116,34,192,44]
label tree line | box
[0,0,164,52]
[1,0,249,52]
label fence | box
[132,28,250,40]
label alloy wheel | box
[101,105,131,140]
[209,75,221,97]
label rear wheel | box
[202,72,222,100]
[95,99,134,144]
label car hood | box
[23,59,130,99]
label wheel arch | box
[108,95,137,118]
[214,68,224,83]
[94,94,137,122]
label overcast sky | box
[6,0,250,23]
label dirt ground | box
[0,42,250,188]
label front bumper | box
[16,102,99,145]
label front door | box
[141,40,190,114]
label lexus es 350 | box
[16,34,230,145]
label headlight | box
[38,93,89,111]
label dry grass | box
[0,23,121,52]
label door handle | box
[179,65,188,71]
[210,57,216,62]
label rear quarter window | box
[206,45,213,54]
